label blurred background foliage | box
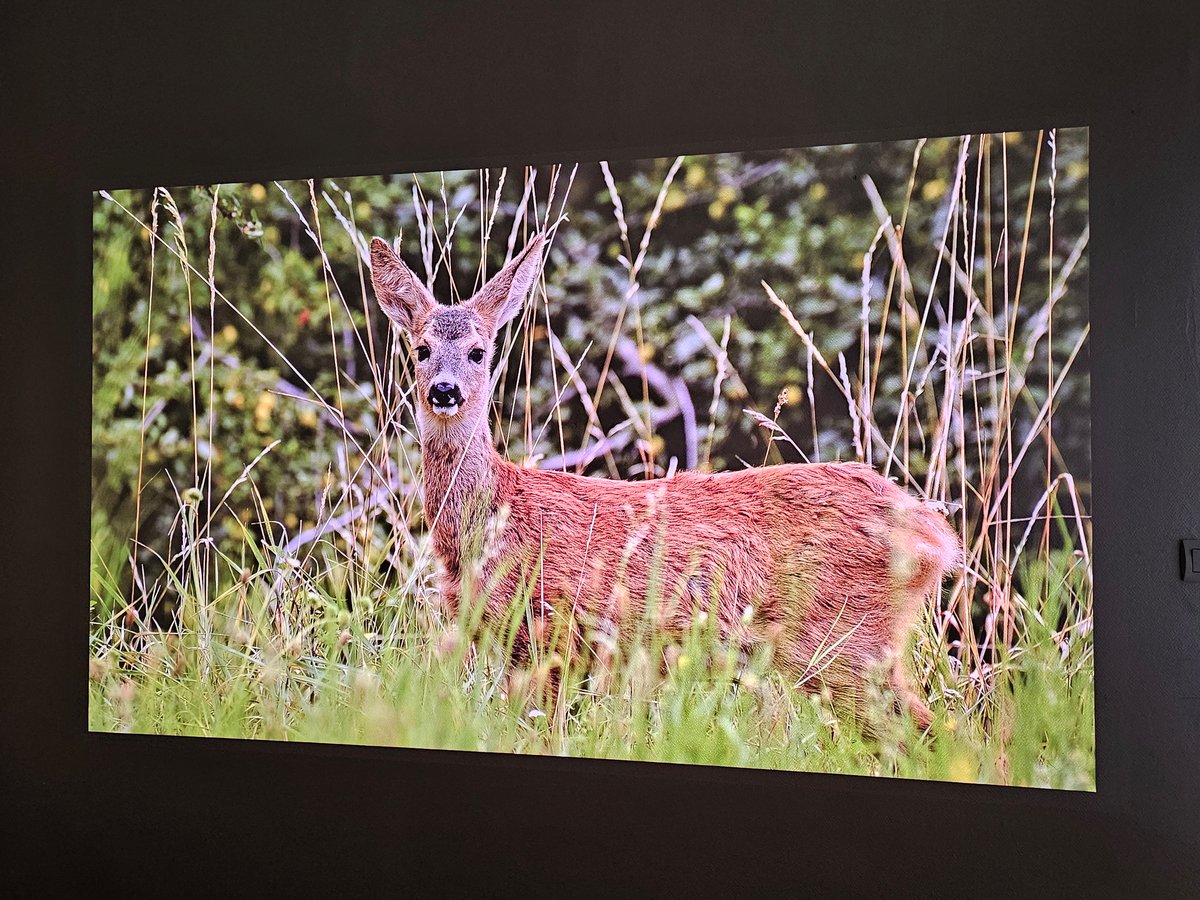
[92,130,1088,618]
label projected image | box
[91,130,1092,788]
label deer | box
[368,231,960,731]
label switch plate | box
[1182,540,1200,582]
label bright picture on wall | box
[91,129,1093,788]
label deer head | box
[369,234,546,439]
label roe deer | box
[369,232,960,730]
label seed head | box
[88,656,112,682]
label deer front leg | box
[503,605,584,719]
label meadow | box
[90,130,1094,788]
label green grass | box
[88,529,1094,790]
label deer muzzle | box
[428,380,463,415]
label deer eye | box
[467,348,486,364]
[415,345,431,362]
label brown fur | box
[369,233,960,730]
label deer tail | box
[895,501,962,598]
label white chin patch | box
[430,402,461,417]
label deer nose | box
[429,382,462,407]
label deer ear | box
[369,237,436,333]
[469,233,546,329]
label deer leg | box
[504,614,577,716]
[891,655,935,732]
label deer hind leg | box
[822,652,934,741]
[777,633,934,736]
[890,653,934,732]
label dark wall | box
[3,2,1198,894]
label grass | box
[88,495,1093,789]
[88,529,1092,788]
[90,130,1094,790]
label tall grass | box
[90,131,1093,789]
